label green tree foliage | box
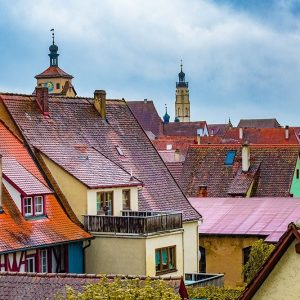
[56,276,181,300]
[243,239,275,284]
[187,286,243,300]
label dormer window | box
[225,150,236,166]
[22,195,45,217]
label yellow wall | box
[85,235,146,275]
[253,239,300,300]
[145,230,184,277]
[183,221,199,274]
[41,154,87,223]
[200,235,259,287]
[37,78,75,97]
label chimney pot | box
[285,125,289,140]
[144,99,147,103]
[35,87,49,116]
[174,149,180,162]
[94,90,106,118]
[242,143,250,172]
[197,135,201,145]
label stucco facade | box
[253,240,300,299]
[199,235,259,287]
[290,157,300,197]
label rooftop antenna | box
[50,28,55,45]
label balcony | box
[83,211,182,235]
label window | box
[40,249,48,273]
[26,256,36,273]
[225,150,236,165]
[96,191,113,215]
[24,197,33,216]
[243,246,251,281]
[122,190,130,210]
[34,196,44,215]
[297,169,299,179]
[197,186,207,197]
[199,246,206,273]
[56,83,60,89]
[116,146,124,156]
[155,246,176,274]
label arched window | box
[178,108,181,116]
[185,107,188,116]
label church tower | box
[175,61,190,122]
[35,29,76,97]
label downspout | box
[83,240,91,273]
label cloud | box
[1,0,300,125]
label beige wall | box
[200,235,259,287]
[37,78,75,97]
[253,239,300,300]
[41,154,87,223]
[183,221,199,274]
[85,235,146,275]
[145,230,184,277]
[87,187,138,216]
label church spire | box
[176,60,188,88]
[49,29,59,67]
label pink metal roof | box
[189,197,300,242]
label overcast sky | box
[1,0,300,126]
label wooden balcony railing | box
[83,211,182,235]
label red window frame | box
[22,195,46,217]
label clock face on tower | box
[44,81,54,92]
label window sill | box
[156,269,177,276]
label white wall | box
[3,178,22,211]
[87,186,138,215]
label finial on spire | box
[180,59,183,72]
[50,28,55,45]
[165,103,168,113]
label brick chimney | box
[197,135,201,145]
[94,90,106,118]
[35,87,49,116]
[285,125,289,140]
[242,143,250,172]
[0,155,3,213]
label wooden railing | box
[83,211,182,234]
[185,273,224,287]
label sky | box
[1,0,300,126]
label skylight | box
[116,146,124,156]
[224,150,236,165]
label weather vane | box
[50,28,55,45]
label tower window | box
[56,83,60,89]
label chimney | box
[239,127,243,140]
[174,149,180,162]
[35,87,49,116]
[285,125,289,140]
[144,99,147,103]
[197,135,201,145]
[94,90,106,118]
[242,143,250,172]
[0,155,3,213]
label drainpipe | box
[83,240,92,273]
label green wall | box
[290,157,300,197]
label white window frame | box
[40,249,48,273]
[23,197,33,217]
[26,256,35,273]
[34,196,44,215]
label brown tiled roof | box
[1,94,200,222]
[207,123,229,136]
[0,272,187,300]
[163,121,207,137]
[35,66,73,79]
[221,127,299,144]
[180,144,300,197]
[165,162,184,182]
[237,118,281,128]
[239,223,300,300]
[127,100,163,137]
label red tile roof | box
[0,121,91,253]
[237,118,281,128]
[162,121,207,137]
[0,272,187,300]
[180,144,300,197]
[0,94,200,222]
[35,66,73,79]
[221,127,299,144]
[189,197,300,242]
[127,100,163,137]
[2,157,52,195]
[239,223,300,300]
[207,123,229,136]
